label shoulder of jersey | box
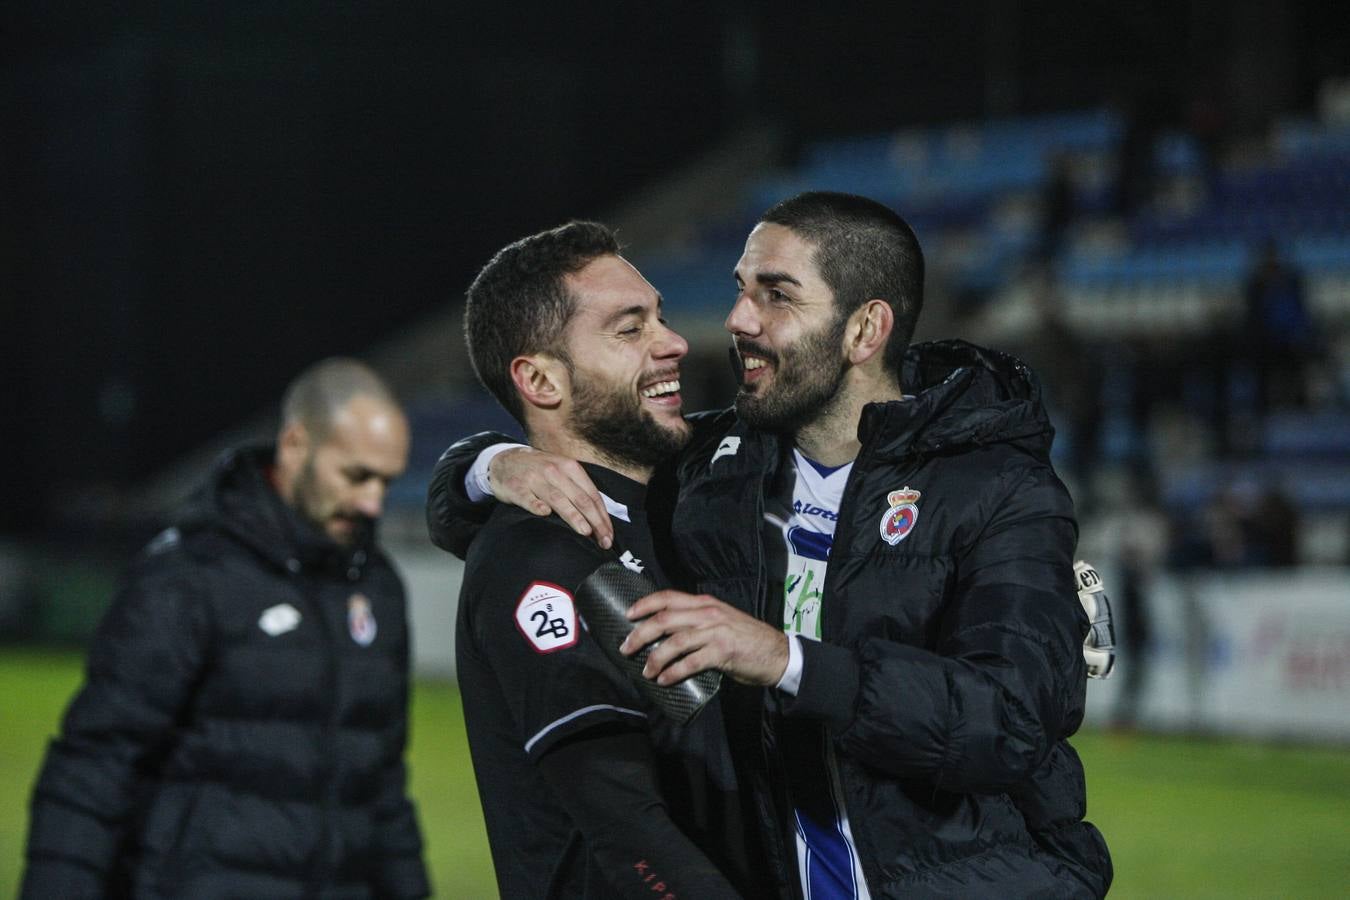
[480,507,608,563]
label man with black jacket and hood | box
[23,358,430,900]
[430,192,1113,898]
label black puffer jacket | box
[23,447,429,900]
[668,341,1111,898]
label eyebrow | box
[735,270,803,288]
[601,296,663,329]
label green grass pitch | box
[3,649,1349,898]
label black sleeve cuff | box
[425,431,515,557]
[778,639,860,731]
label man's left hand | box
[619,590,789,687]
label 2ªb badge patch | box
[515,582,579,653]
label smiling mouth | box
[735,344,775,384]
[640,378,681,400]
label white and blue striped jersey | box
[765,449,871,900]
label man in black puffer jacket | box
[23,358,430,900]
[430,193,1112,898]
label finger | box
[619,618,680,656]
[639,628,704,676]
[536,483,593,536]
[522,493,553,517]
[654,645,723,686]
[560,464,613,549]
[626,589,702,620]
[621,606,720,655]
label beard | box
[734,315,850,434]
[569,370,690,471]
[293,456,372,548]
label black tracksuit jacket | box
[23,446,429,900]
[429,340,1112,899]
[455,463,754,898]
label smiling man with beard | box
[432,193,1113,898]
[448,220,756,899]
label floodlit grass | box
[3,649,1349,898]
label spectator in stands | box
[1240,239,1319,413]
[1038,152,1077,264]
[22,359,430,900]
[1112,88,1166,219]
[1183,72,1229,199]
[1187,479,1302,569]
[1247,484,1301,567]
[1104,468,1168,729]
[1011,267,1101,484]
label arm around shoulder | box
[425,431,517,557]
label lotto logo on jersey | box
[514,582,579,654]
[879,487,922,546]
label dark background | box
[3,0,1345,536]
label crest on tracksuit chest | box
[348,593,378,646]
[879,487,922,546]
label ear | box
[845,299,893,366]
[273,420,311,497]
[510,354,567,411]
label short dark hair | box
[760,191,924,378]
[464,220,621,424]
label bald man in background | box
[22,358,430,900]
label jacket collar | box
[860,339,1055,461]
[581,462,649,522]
[183,445,374,576]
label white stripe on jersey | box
[523,704,646,754]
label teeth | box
[743,357,767,370]
[641,380,680,398]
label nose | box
[724,291,760,338]
[652,320,689,361]
[354,482,386,521]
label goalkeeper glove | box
[1074,560,1116,678]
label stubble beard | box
[734,316,850,435]
[569,372,690,472]
[293,455,370,547]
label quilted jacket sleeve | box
[425,431,517,558]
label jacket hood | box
[860,339,1056,461]
[178,445,372,574]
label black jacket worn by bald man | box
[23,446,429,900]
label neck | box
[530,425,654,485]
[794,370,903,467]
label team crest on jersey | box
[879,487,922,546]
[347,593,378,646]
[515,582,579,653]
